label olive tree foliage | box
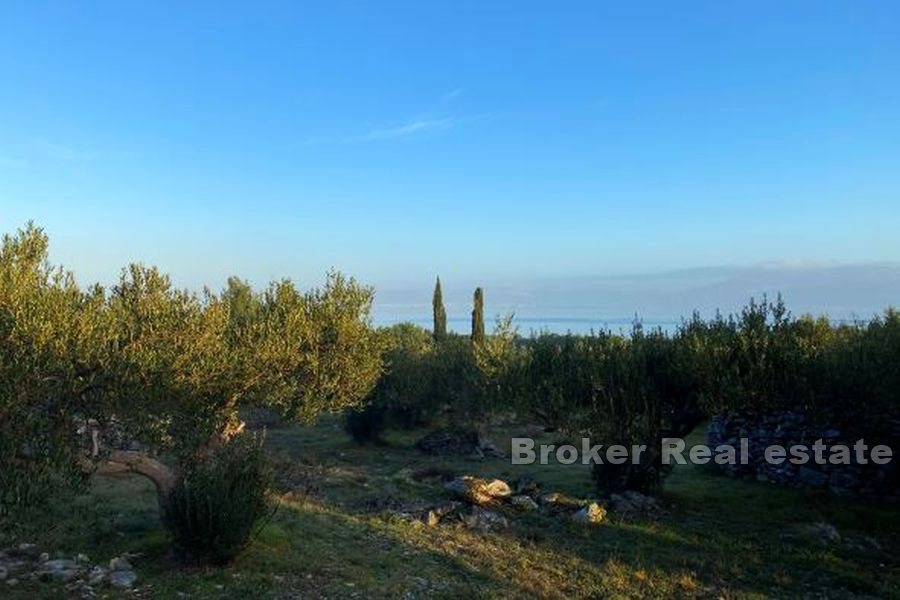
[517,333,606,438]
[238,273,384,424]
[371,322,435,428]
[0,223,383,516]
[681,296,804,418]
[472,314,526,420]
[103,264,238,462]
[344,323,435,442]
[516,325,703,493]
[0,224,107,514]
[681,297,900,436]
[817,309,900,435]
[422,314,522,428]
[587,326,677,492]
[343,315,524,442]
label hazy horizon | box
[372,262,900,333]
[14,224,897,334]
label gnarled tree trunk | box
[84,415,247,507]
[93,451,177,502]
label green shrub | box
[353,323,491,435]
[589,328,675,493]
[429,334,482,423]
[678,297,900,439]
[374,323,436,428]
[343,403,387,444]
[519,325,705,493]
[162,433,274,565]
[519,333,604,437]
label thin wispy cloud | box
[343,117,461,143]
[304,89,476,145]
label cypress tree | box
[471,287,485,343]
[432,277,447,341]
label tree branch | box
[89,450,177,501]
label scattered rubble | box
[0,545,139,595]
[387,474,668,531]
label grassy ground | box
[6,419,899,599]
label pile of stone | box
[392,475,611,531]
[0,543,138,597]
[415,429,506,459]
[708,411,899,502]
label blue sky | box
[1,2,899,322]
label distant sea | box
[372,314,870,336]
[371,316,682,336]
[369,263,900,337]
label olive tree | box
[0,223,384,521]
[0,223,109,515]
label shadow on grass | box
[265,420,899,597]
[495,460,899,598]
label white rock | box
[109,569,137,588]
[444,476,511,505]
[109,557,133,572]
[37,559,80,582]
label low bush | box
[161,433,274,565]
[343,403,387,444]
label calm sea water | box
[372,316,681,336]
[372,314,869,336]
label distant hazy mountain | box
[373,263,900,330]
